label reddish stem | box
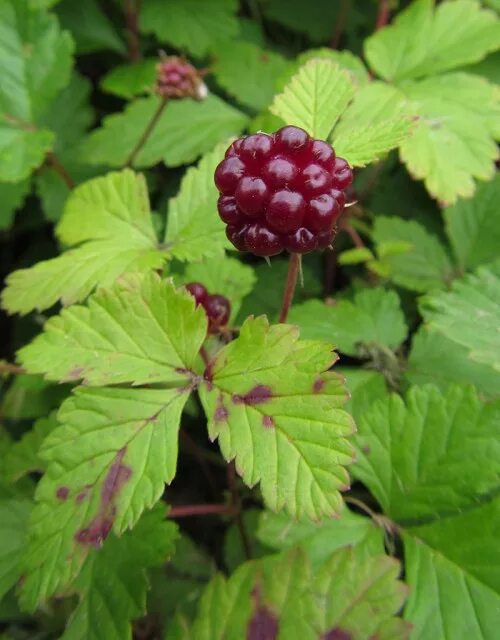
[376,0,390,30]
[124,97,168,168]
[342,222,365,249]
[124,0,141,62]
[0,362,26,375]
[168,503,235,518]
[330,0,350,49]
[46,152,75,190]
[279,253,300,323]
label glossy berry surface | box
[214,126,352,256]
[185,283,231,333]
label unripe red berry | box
[204,294,231,333]
[185,282,207,305]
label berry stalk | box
[279,253,301,323]
[124,96,168,168]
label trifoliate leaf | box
[56,0,125,55]
[0,179,30,229]
[189,547,409,640]
[372,217,454,292]
[403,497,500,639]
[164,144,231,261]
[21,385,188,610]
[180,256,256,321]
[354,383,500,634]
[407,326,500,398]
[0,499,32,600]
[61,506,177,640]
[80,95,247,169]
[444,173,500,270]
[3,413,57,482]
[365,0,500,82]
[0,0,73,181]
[2,170,166,315]
[270,60,355,139]
[353,385,500,522]
[289,287,408,357]
[212,41,288,111]
[100,59,157,99]
[332,82,414,167]
[399,73,500,204]
[258,507,384,568]
[279,49,369,90]
[199,316,355,519]
[420,263,500,371]
[140,0,238,57]
[18,274,207,386]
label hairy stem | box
[227,462,252,559]
[124,97,168,168]
[124,0,141,62]
[168,503,235,518]
[46,152,75,190]
[376,0,390,30]
[0,362,26,376]
[342,222,365,249]
[279,253,301,323]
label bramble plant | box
[0,1,499,639]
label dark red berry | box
[214,157,246,195]
[332,157,353,189]
[274,126,310,154]
[235,177,269,217]
[296,163,332,196]
[226,224,248,251]
[214,125,352,256]
[311,139,335,168]
[305,193,340,232]
[203,294,231,333]
[185,282,207,305]
[262,157,297,189]
[217,195,244,225]
[245,224,283,257]
[266,190,305,233]
[284,227,317,254]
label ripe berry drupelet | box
[185,282,231,333]
[214,126,353,257]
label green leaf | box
[332,82,414,167]
[1,374,69,420]
[213,41,288,111]
[258,507,384,567]
[341,368,389,426]
[100,59,157,99]
[279,49,370,90]
[164,144,231,261]
[0,499,32,600]
[270,59,355,139]
[2,170,166,315]
[199,316,355,519]
[80,95,247,169]
[189,547,409,639]
[354,383,500,635]
[262,0,345,42]
[365,0,500,82]
[420,263,500,371]
[338,247,375,265]
[62,507,177,640]
[399,73,500,204]
[372,217,454,292]
[0,0,74,181]
[406,326,500,398]
[56,0,125,55]
[353,385,500,523]
[444,173,500,270]
[18,274,207,386]
[21,385,188,610]
[288,287,408,357]
[140,0,238,57]
[0,179,30,229]
[3,413,57,482]
[403,497,500,639]
[180,256,256,321]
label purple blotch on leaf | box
[233,385,272,406]
[247,605,279,640]
[56,486,69,501]
[214,395,229,423]
[262,415,275,429]
[313,377,325,393]
[322,629,352,640]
